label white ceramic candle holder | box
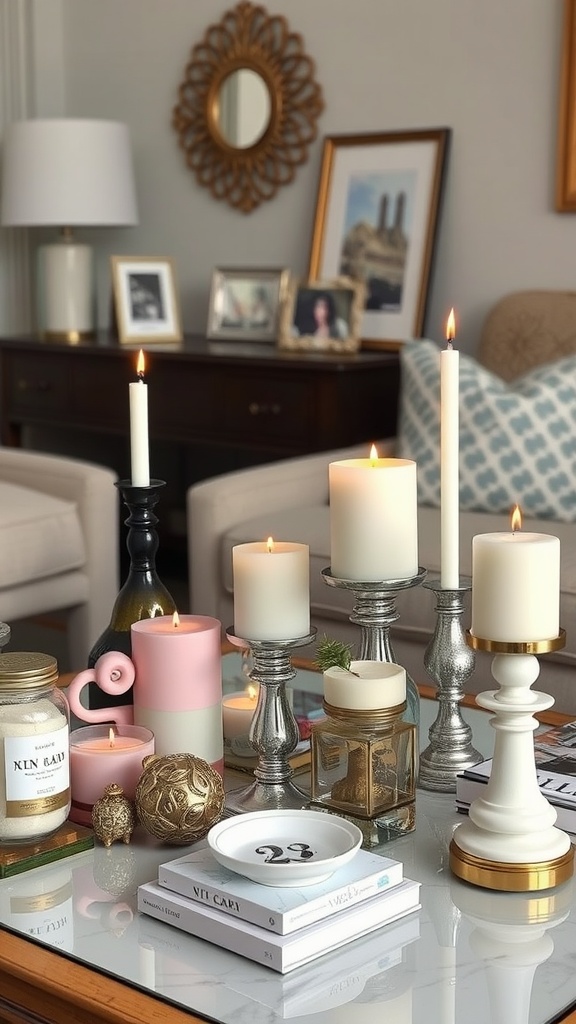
[450,630,574,892]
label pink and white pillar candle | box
[131,613,223,774]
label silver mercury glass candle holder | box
[321,567,427,726]
[224,627,317,815]
[418,577,482,792]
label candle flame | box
[247,684,257,702]
[446,308,456,344]
[511,504,522,533]
[266,536,274,553]
[136,349,146,379]
[369,443,379,466]
[108,727,115,748]
[172,610,180,628]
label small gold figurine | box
[135,753,225,844]
[92,783,136,847]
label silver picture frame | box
[207,267,291,342]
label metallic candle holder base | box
[418,577,482,792]
[321,567,427,726]
[450,629,574,892]
[225,628,317,815]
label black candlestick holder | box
[88,479,176,708]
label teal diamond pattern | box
[397,339,576,523]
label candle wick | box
[446,339,454,350]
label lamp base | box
[38,238,95,339]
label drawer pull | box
[17,378,52,393]
[248,401,282,416]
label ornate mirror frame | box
[172,1,324,213]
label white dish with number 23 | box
[207,809,363,887]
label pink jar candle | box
[69,723,154,826]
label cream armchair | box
[0,447,119,669]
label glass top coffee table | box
[1,651,575,1024]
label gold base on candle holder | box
[449,839,574,892]
[466,629,566,655]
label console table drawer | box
[8,354,70,415]
[217,372,314,445]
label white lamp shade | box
[1,118,138,226]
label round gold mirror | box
[172,1,324,213]
[216,69,271,149]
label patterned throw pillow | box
[396,339,576,522]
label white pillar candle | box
[221,689,258,740]
[471,511,560,642]
[129,349,150,486]
[232,538,310,640]
[440,309,460,588]
[329,450,418,581]
[324,661,406,710]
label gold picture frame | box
[111,256,183,345]
[308,129,450,350]
[277,276,365,353]
[557,0,576,210]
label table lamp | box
[1,118,138,341]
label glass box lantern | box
[310,661,417,841]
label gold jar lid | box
[0,652,59,689]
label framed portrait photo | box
[207,267,290,341]
[278,276,366,353]
[308,128,450,349]
[111,256,183,344]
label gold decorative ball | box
[135,753,225,844]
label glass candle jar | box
[310,661,417,842]
[0,652,70,845]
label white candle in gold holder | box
[471,506,560,642]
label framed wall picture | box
[308,129,450,350]
[278,276,365,353]
[207,267,290,341]
[557,0,576,210]
[111,256,183,344]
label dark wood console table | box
[0,335,400,558]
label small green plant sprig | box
[314,635,358,674]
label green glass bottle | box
[88,479,176,709]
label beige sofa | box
[0,448,119,669]
[187,291,576,714]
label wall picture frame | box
[308,128,450,350]
[557,0,576,211]
[207,267,290,341]
[111,256,183,345]
[278,276,365,353]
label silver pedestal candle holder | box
[418,577,482,792]
[321,567,427,726]
[225,627,317,815]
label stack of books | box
[138,843,420,974]
[456,719,576,836]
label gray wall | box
[32,0,574,353]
